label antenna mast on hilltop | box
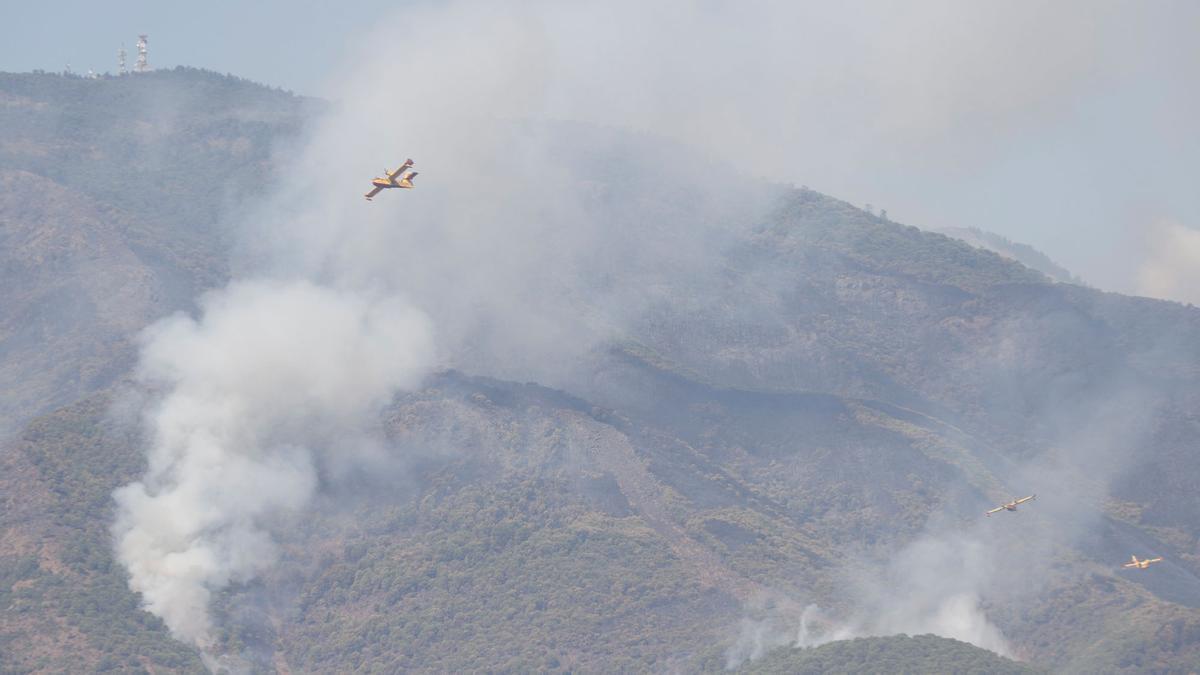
[118,44,127,75]
[135,34,150,73]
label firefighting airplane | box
[985,494,1036,516]
[364,159,418,201]
[1123,555,1163,570]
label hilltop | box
[730,634,1038,675]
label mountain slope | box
[3,70,1200,673]
[0,394,205,673]
[9,365,1200,672]
[0,69,312,436]
[617,190,1200,554]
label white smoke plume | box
[726,537,1010,669]
[1137,220,1200,306]
[724,524,1037,668]
[113,280,434,646]
[862,531,1012,656]
[726,602,859,668]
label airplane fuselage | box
[364,160,416,200]
[985,495,1035,516]
[372,172,416,189]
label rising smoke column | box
[863,530,1012,656]
[112,280,434,646]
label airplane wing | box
[1148,557,1163,564]
[386,160,413,179]
[364,185,384,200]
[1016,495,1036,504]
[1123,561,1139,568]
[985,506,1004,516]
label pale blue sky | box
[2,1,1197,299]
[0,0,398,94]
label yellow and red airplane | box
[1123,555,1163,570]
[985,494,1036,516]
[364,159,418,201]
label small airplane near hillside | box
[1123,555,1163,570]
[364,159,418,201]
[985,494,1036,516]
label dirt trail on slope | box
[566,413,789,607]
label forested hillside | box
[0,68,314,437]
[729,634,1038,674]
[3,69,1200,673]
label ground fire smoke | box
[112,280,434,646]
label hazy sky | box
[3,0,1197,298]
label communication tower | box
[118,44,127,75]
[135,34,150,72]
